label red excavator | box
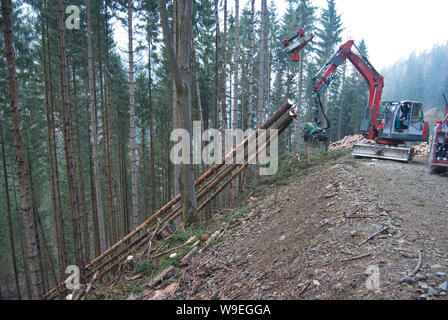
[282,33,429,162]
[428,94,448,174]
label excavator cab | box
[378,101,428,143]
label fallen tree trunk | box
[144,266,176,290]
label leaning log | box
[45,100,293,299]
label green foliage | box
[259,149,350,187]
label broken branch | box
[359,226,390,246]
[144,266,176,290]
[398,250,422,283]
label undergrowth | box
[258,148,350,188]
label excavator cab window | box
[411,103,423,124]
[395,103,410,130]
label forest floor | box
[171,154,448,300]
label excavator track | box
[352,143,414,163]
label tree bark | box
[87,0,107,253]
[147,38,156,215]
[97,4,116,246]
[213,0,220,213]
[258,0,267,129]
[257,0,267,180]
[72,60,91,265]
[116,103,127,238]
[295,51,304,152]
[105,1,117,244]
[220,0,228,208]
[159,0,198,224]
[1,0,44,299]
[191,23,207,218]
[87,106,101,259]
[337,63,347,140]
[45,10,67,270]
[41,8,66,281]
[57,0,85,278]
[244,0,256,186]
[0,121,21,299]
[128,0,140,229]
[230,0,240,206]
[172,0,180,208]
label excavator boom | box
[281,31,428,162]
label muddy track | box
[175,155,448,300]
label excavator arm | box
[282,31,428,162]
[312,40,384,140]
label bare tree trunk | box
[116,104,128,238]
[0,121,21,299]
[220,0,228,208]
[191,24,206,219]
[87,107,101,258]
[337,63,347,140]
[25,142,47,293]
[72,61,90,265]
[257,0,267,180]
[245,0,256,187]
[45,12,67,270]
[57,0,84,279]
[141,110,148,219]
[12,169,32,299]
[1,0,44,299]
[159,0,198,224]
[27,150,60,295]
[213,0,220,213]
[295,51,304,152]
[148,39,156,215]
[128,0,140,229]
[87,0,107,253]
[97,6,115,247]
[172,0,180,208]
[41,9,65,281]
[105,0,117,244]
[141,45,148,220]
[258,0,267,129]
[230,0,240,206]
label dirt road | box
[175,156,448,300]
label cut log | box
[199,228,224,254]
[144,266,176,290]
[180,245,199,266]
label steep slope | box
[174,155,448,300]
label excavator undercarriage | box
[352,143,415,162]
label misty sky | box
[114,0,448,70]
[268,0,448,69]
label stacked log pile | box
[328,135,372,151]
[329,134,433,157]
[414,136,432,157]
